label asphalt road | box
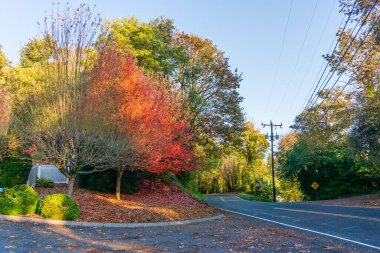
[206,195,380,251]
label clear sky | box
[0,0,345,136]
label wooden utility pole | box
[262,121,282,202]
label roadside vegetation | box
[238,193,272,202]
[0,0,379,224]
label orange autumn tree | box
[85,45,194,199]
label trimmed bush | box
[0,184,39,215]
[0,155,32,188]
[35,178,54,188]
[40,194,80,220]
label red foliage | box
[85,45,194,174]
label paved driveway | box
[206,195,380,251]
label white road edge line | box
[219,208,380,251]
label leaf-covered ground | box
[34,181,220,223]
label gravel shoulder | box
[307,193,380,207]
[0,213,375,252]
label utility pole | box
[262,121,282,202]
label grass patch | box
[172,178,205,202]
[238,193,272,202]
[185,188,205,202]
[159,172,205,202]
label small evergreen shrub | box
[0,184,39,215]
[35,178,54,188]
[0,154,32,188]
[40,194,80,220]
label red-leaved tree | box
[85,45,194,199]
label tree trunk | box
[68,177,75,197]
[149,174,154,190]
[116,169,124,200]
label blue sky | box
[0,0,344,135]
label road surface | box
[206,195,380,251]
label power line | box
[282,1,378,149]
[316,24,379,123]
[263,0,294,119]
[274,0,319,116]
[297,1,377,123]
[303,3,369,113]
[279,2,359,147]
[300,1,360,116]
[285,1,341,122]
[285,40,376,148]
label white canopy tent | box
[27,164,68,187]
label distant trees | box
[196,123,269,194]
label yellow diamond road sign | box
[311,182,319,190]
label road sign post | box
[311,182,319,200]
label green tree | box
[19,35,54,67]
[101,17,186,76]
[325,0,380,185]
[174,33,244,145]
[0,46,7,71]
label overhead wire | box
[279,2,359,148]
[316,23,379,124]
[303,4,368,113]
[296,1,377,124]
[263,0,294,119]
[300,1,360,115]
[281,0,378,149]
[287,1,342,121]
[274,0,319,117]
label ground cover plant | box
[35,178,54,188]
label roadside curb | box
[0,213,224,228]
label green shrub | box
[0,184,39,215]
[239,192,272,202]
[35,178,54,188]
[249,179,272,200]
[0,155,32,188]
[40,194,80,220]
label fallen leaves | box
[34,182,220,223]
